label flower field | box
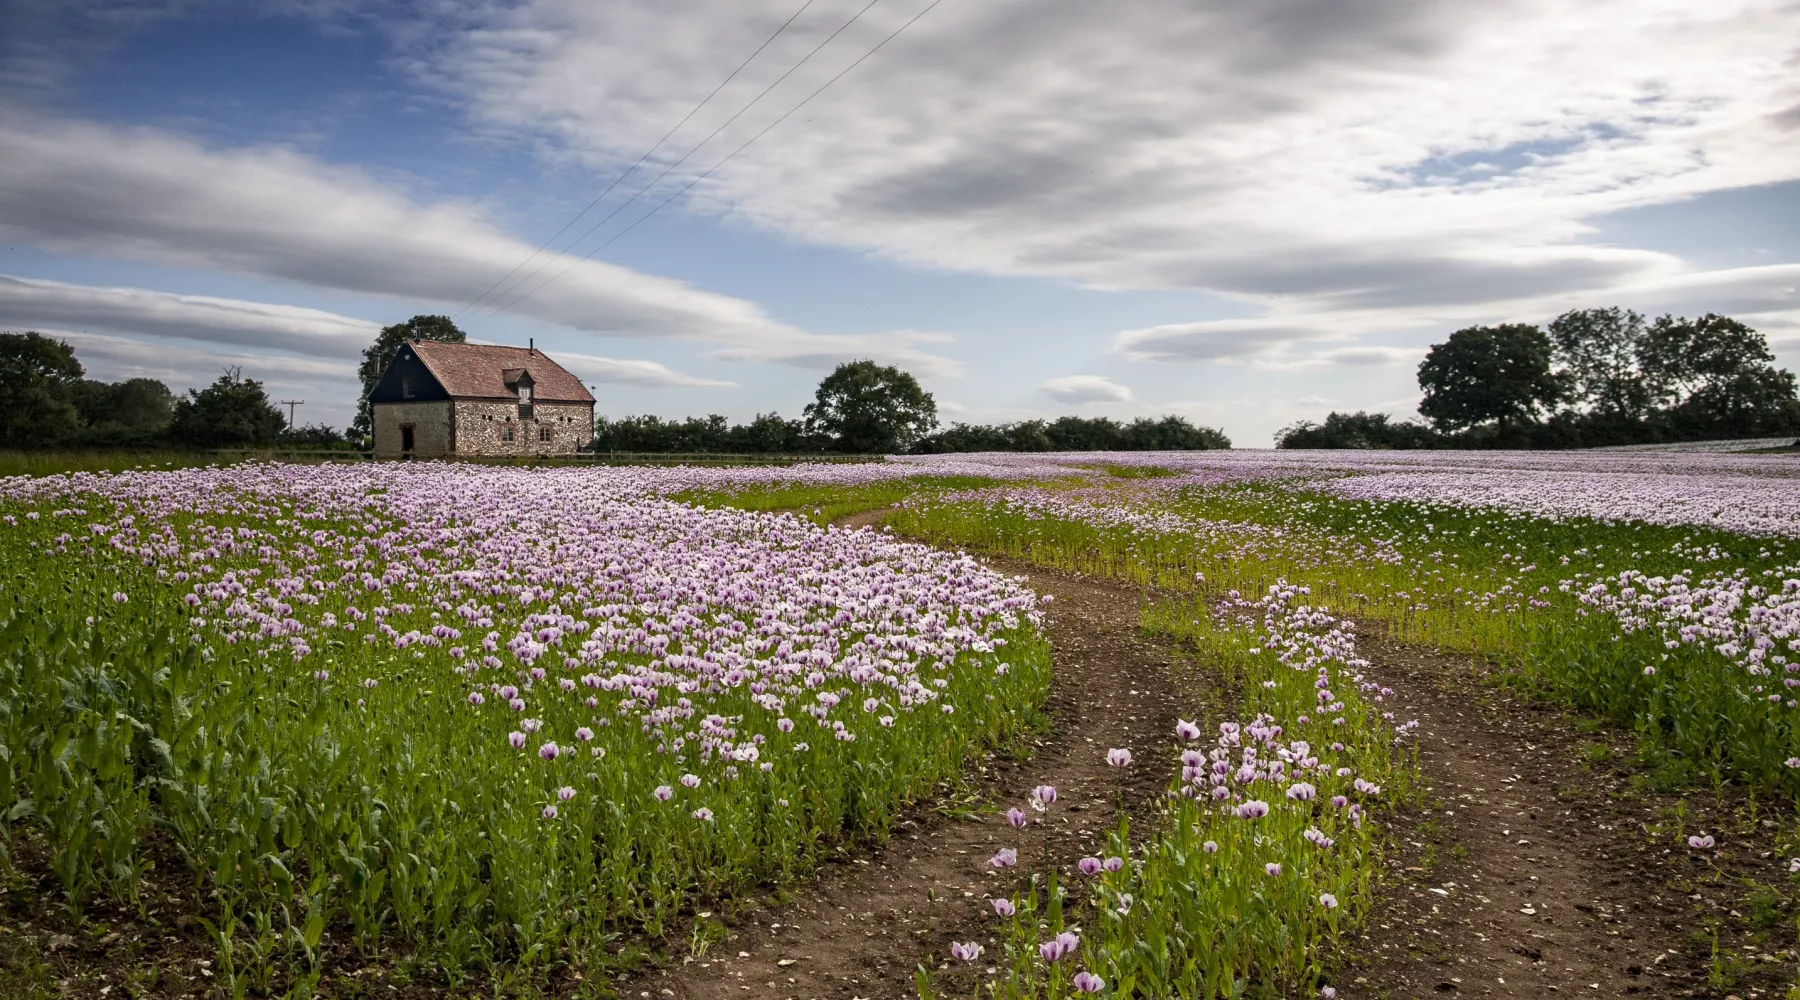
[4,450,1799,998]
[0,463,1047,994]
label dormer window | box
[518,384,532,404]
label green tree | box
[1639,313,1799,436]
[803,360,937,453]
[353,315,466,439]
[1417,324,1563,432]
[0,331,84,447]
[169,368,287,447]
[1546,307,1650,420]
[1276,411,1438,449]
[73,377,175,442]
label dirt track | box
[647,512,1790,1000]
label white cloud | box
[553,350,735,388]
[1040,374,1133,404]
[704,329,965,378]
[0,273,377,357]
[1115,318,1344,362]
[0,112,961,375]
[420,0,1800,350]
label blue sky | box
[3,0,1798,445]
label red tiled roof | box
[408,341,595,403]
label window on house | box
[518,385,532,404]
[538,424,552,442]
[501,424,515,443]
[401,377,413,399]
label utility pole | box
[279,400,304,428]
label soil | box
[1339,633,1798,1000]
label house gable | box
[368,342,452,404]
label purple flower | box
[991,897,1016,917]
[1038,931,1079,963]
[508,731,526,749]
[1320,893,1339,910]
[1073,971,1104,993]
[538,742,560,761]
[681,773,701,788]
[693,807,713,822]
[777,717,795,733]
[1078,857,1103,876]
[1265,862,1282,876]
[1202,840,1218,854]
[1175,719,1202,741]
[468,691,486,706]
[111,592,128,604]
[1330,795,1348,809]
[1031,784,1057,810]
[499,685,518,700]
[1102,856,1124,873]
[950,941,983,962]
[652,785,673,801]
[989,847,1018,869]
[541,804,558,820]
[1285,782,1316,801]
[1106,748,1132,767]
[1006,807,1029,829]
[557,785,575,802]
[1688,834,1715,849]
[575,726,594,741]
[1236,800,1270,820]
[1321,987,1338,998]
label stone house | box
[368,340,595,459]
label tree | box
[0,331,84,447]
[803,360,937,453]
[1417,324,1562,432]
[353,315,466,439]
[1546,307,1650,420]
[169,368,287,447]
[1639,314,1799,437]
[73,377,175,442]
[1276,411,1438,449]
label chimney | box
[529,338,535,356]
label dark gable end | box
[368,342,451,403]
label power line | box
[453,0,820,321]
[468,0,891,326]
[479,0,948,324]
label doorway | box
[400,424,415,454]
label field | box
[2,451,1798,999]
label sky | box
[1,0,1797,446]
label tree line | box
[593,359,1231,454]
[0,315,1235,455]
[1277,308,1799,449]
[0,331,348,450]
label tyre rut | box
[644,514,1185,1000]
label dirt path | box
[1342,634,1697,998]
[642,511,1768,1000]
[641,515,1187,1000]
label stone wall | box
[451,400,594,457]
[372,401,454,458]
